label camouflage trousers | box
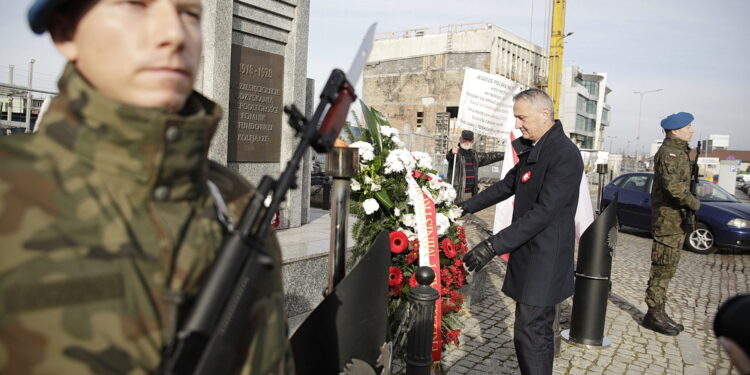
[645,234,684,309]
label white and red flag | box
[491,127,594,261]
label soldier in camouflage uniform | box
[642,112,700,336]
[0,0,294,374]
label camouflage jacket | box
[0,64,294,374]
[651,135,701,236]
[446,146,504,199]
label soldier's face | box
[55,0,202,112]
[513,99,552,142]
[672,124,695,142]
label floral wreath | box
[348,102,469,360]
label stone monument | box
[197,0,311,229]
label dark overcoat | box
[463,121,583,307]
[446,146,504,198]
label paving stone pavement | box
[440,192,750,375]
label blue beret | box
[660,112,694,130]
[28,0,70,34]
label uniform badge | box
[668,153,677,158]
[521,171,532,183]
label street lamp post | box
[606,135,617,153]
[633,88,663,168]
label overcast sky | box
[3,0,749,155]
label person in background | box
[446,129,504,202]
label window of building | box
[416,111,424,127]
[587,118,596,132]
[586,99,597,115]
[446,107,459,118]
[582,80,599,96]
[576,114,586,132]
[602,108,609,121]
[577,95,587,112]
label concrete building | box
[0,85,54,134]
[701,134,730,153]
[363,23,548,174]
[650,139,663,157]
[558,66,611,150]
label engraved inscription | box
[228,45,284,162]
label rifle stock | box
[160,69,357,375]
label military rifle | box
[160,24,376,375]
[691,140,702,195]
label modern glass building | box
[558,66,611,150]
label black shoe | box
[642,310,680,336]
[662,311,684,332]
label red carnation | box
[389,231,408,254]
[454,258,464,268]
[441,238,457,259]
[412,170,423,179]
[410,240,420,251]
[409,273,419,287]
[405,251,418,264]
[444,329,461,345]
[389,286,403,297]
[388,267,404,287]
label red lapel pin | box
[521,171,532,183]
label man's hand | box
[463,239,496,272]
[451,146,459,154]
[681,209,696,233]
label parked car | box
[601,172,750,254]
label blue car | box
[601,172,750,254]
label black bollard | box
[562,195,618,347]
[406,266,438,375]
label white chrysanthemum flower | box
[364,176,373,184]
[350,179,361,192]
[448,206,463,220]
[384,149,416,174]
[380,125,399,139]
[428,173,441,190]
[350,141,375,162]
[399,228,418,241]
[436,213,450,236]
[393,137,405,148]
[371,182,381,192]
[394,207,401,217]
[411,152,433,170]
[362,198,380,215]
[436,182,457,204]
[401,213,416,228]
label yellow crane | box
[547,0,568,117]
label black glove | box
[681,209,696,233]
[463,239,496,272]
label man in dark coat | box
[446,129,504,202]
[461,88,583,375]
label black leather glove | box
[681,209,696,233]
[462,238,496,272]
